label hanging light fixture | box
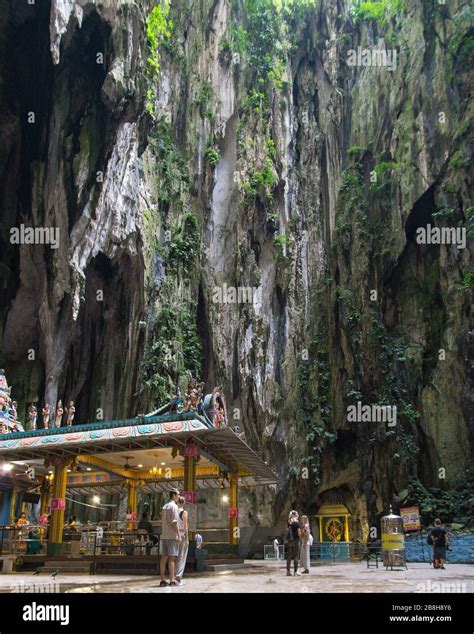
[149,454,162,476]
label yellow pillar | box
[10,489,18,525]
[183,452,196,541]
[46,461,69,556]
[228,473,239,545]
[344,515,349,542]
[127,481,138,530]
[39,480,51,517]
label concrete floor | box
[1,562,473,593]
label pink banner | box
[184,491,196,504]
[50,498,65,511]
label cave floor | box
[1,562,473,593]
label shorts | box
[161,538,179,558]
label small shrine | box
[315,503,352,561]
[316,503,351,542]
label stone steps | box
[42,560,91,574]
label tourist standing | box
[159,489,181,587]
[299,515,311,573]
[175,496,189,585]
[428,518,449,569]
[286,510,301,576]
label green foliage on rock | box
[140,302,202,408]
[167,212,200,276]
[204,145,220,167]
[296,331,336,485]
[349,0,406,27]
[145,2,173,117]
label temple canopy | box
[0,412,277,487]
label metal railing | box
[0,525,49,556]
[263,541,372,563]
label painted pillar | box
[183,448,197,541]
[344,514,350,542]
[39,480,51,517]
[127,481,138,530]
[228,473,239,545]
[10,488,18,525]
[0,489,12,526]
[46,461,69,556]
[0,489,13,554]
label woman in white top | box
[299,515,311,573]
[175,496,189,584]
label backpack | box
[427,532,434,545]
[287,524,294,542]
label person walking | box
[428,518,449,569]
[175,496,189,585]
[299,515,311,573]
[159,489,181,587]
[286,510,301,576]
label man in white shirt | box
[159,489,181,587]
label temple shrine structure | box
[0,371,277,571]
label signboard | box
[400,506,421,532]
[382,533,404,549]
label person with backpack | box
[427,518,449,569]
[286,510,302,576]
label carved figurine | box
[184,378,202,412]
[66,401,75,426]
[0,369,8,391]
[10,400,18,423]
[0,370,14,433]
[55,400,63,428]
[169,392,182,413]
[28,404,38,431]
[214,399,224,428]
[42,403,50,429]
